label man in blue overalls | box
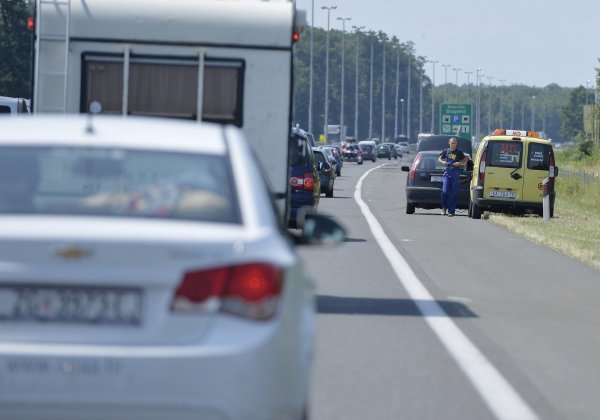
[438,137,468,217]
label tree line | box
[293,26,592,144]
[0,0,593,147]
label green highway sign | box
[439,103,472,140]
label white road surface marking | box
[355,165,538,420]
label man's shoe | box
[441,209,447,215]
[448,213,454,217]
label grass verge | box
[489,167,600,270]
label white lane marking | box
[355,165,538,420]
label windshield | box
[0,146,240,223]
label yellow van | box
[469,129,558,219]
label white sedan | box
[0,115,344,420]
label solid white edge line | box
[355,165,539,420]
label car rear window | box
[488,141,523,168]
[0,146,240,223]
[291,136,309,167]
[527,143,552,171]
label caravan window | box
[129,60,198,119]
[0,106,11,114]
[82,55,243,125]
[202,61,243,124]
[84,59,124,114]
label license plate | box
[0,285,143,325]
[430,176,443,183]
[489,190,516,199]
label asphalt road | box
[299,154,600,420]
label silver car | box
[0,115,344,420]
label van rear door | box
[522,142,553,203]
[483,140,524,201]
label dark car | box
[289,127,320,228]
[401,151,472,214]
[381,143,399,159]
[417,135,473,156]
[322,145,342,176]
[376,144,391,159]
[312,147,335,197]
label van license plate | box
[489,191,516,199]
[430,176,443,183]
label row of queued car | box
[401,131,558,218]
[288,126,341,228]
[0,115,346,420]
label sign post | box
[440,104,472,140]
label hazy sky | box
[296,0,600,88]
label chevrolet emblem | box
[55,246,92,259]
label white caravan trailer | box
[32,0,304,221]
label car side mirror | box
[401,166,410,172]
[466,160,474,171]
[554,166,559,177]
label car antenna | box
[86,101,102,134]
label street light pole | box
[452,67,461,102]
[322,5,337,143]
[381,36,387,141]
[337,16,351,142]
[400,98,405,135]
[531,95,536,131]
[368,32,374,140]
[475,68,482,140]
[498,79,506,128]
[419,60,424,133]
[429,60,439,133]
[352,25,364,139]
[394,43,400,139]
[308,0,314,133]
[464,70,472,105]
[586,80,591,105]
[511,83,516,128]
[407,55,411,140]
[486,76,493,133]
[442,64,450,103]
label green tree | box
[0,0,32,97]
[560,86,586,139]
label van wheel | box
[406,203,415,214]
[471,202,482,219]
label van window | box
[488,141,522,168]
[527,143,551,171]
[82,55,243,125]
[0,106,12,114]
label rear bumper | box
[472,188,555,213]
[406,186,470,209]
[0,308,313,420]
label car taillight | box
[290,173,315,191]
[479,150,487,184]
[303,172,315,190]
[409,154,422,181]
[172,263,282,320]
[548,154,555,190]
